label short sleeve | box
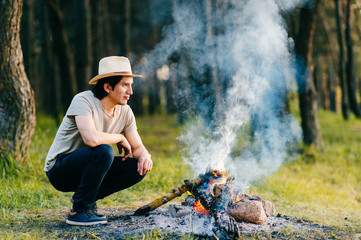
[123,106,137,133]
[66,93,93,118]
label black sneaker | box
[66,209,108,226]
[69,197,106,219]
[90,202,106,219]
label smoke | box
[142,0,307,188]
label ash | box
[86,205,339,239]
[103,206,215,238]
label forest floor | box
[1,205,358,240]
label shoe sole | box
[66,219,108,226]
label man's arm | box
[124,130,153,175]
[75,115,131,154]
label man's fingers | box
[122,147,132,161]
[137,161,144,175]
[137,158,152,175]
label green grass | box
[0,111,361,239]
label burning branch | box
[133,176,203,216]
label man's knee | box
[93,144,114,167]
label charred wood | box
[190,182,241,238]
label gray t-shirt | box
[44,90,136,172]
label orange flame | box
[232,193,244,204]
[193,200,209,215]
[209,170,227,188]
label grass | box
[0,110,361,239]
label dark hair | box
[92,76,122,99]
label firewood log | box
[190,183,241,238]
[133,177,203,216]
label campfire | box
[134,170,276,238]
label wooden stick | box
[133,177,203,216]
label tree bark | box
[318,8,338,72]
[0,0,36,161]
[313,55,324,109]
[335,0,350,119]
[345,0,360,117]
[166,63,177,114]
[39,0,61,123]
[124,1,144,116]
[327,56,337,112]
[148,72,161,115]
[295,0,324,148]
[205,0,221,122]
[125,0,131,55]
[45,0,77,112]
[75,0,93,91]
[21,0,39,107]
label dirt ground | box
[35,205,357,240]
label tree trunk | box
[172,0,189,123]
[148,72,161,115]
[75,0,92,92]
[327,56,337,112]
[125,0,131,55]
[166,63,177,114]
[90,0,113,75]
[345,0,361,117]
[318,7,338,72]
[45,0,77,112]
[295,0,323,148]
[21,0,39,108]
[40,0,61,123]
[0,0,36,161]
[124,1,144,116]
[101,0,113,55]
[354,5,361,41]
[335,0,349,119]
[314,55,326,109]
[205,0,221,122]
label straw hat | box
[89,56,143,85]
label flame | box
[232,193,244,204]
[209,170,227,186]
[193,200,209,215]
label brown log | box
[133,177,203,216]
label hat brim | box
[89,72,143,85]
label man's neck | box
[100,97,116,117]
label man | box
[44,56,153,226]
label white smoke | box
[143,0,307,188]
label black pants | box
[46,144,145,212]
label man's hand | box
[116,136,132,161]
[137,153,153,175]
[124,130,153,175]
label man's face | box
[107,76,133,105]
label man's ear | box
[103,83,111,93]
